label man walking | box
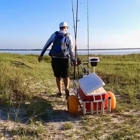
[38,22,75,100]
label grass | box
[0,53,140,139]
[63,122,74,130]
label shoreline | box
[0,50,140,56]
[0,48,140,51]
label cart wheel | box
[106,91,116,109]
[67,95,79,114]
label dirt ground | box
[0,88,140,140]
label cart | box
[67,57,116,115]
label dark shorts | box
[51,58,69,78]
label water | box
[0,49,140,55]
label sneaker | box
[56,92,62,97]
[65,89,69,100]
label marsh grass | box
[0,53,140,139]
[63,122,74,130]
[0,54,54,105]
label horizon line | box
[0,48,140,51]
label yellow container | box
[67,95,79,114]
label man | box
[38,22,75,100]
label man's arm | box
[40,33,55,56]
[38,33,55,62]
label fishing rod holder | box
[89,57,100,73]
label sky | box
[0,0,140,49]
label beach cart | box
[67,57,116,115]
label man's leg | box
[63,77,70,90]
[51,58,62,96]
[56,77,62,94]
[63,77,70,99]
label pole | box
[87,0,90,73]
[71,0,76,35]
[71,0,79,79]
[75,0,79,78]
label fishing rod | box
[87,0,90,72]
[71,0,76,79]
[75,0,79,50]
[71,0,76,36]
[75,0,80,78]
[71,0,79,79]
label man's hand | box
[71,59,77,66]
[71,58,81,66]
[38,56,43,62]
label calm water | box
[0,49,140,55]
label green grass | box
[63,122,74,130]
[0,53,140,139]
[0,53,54,104]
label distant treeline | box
[0,48,140,51]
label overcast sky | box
[0,0,140,49]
